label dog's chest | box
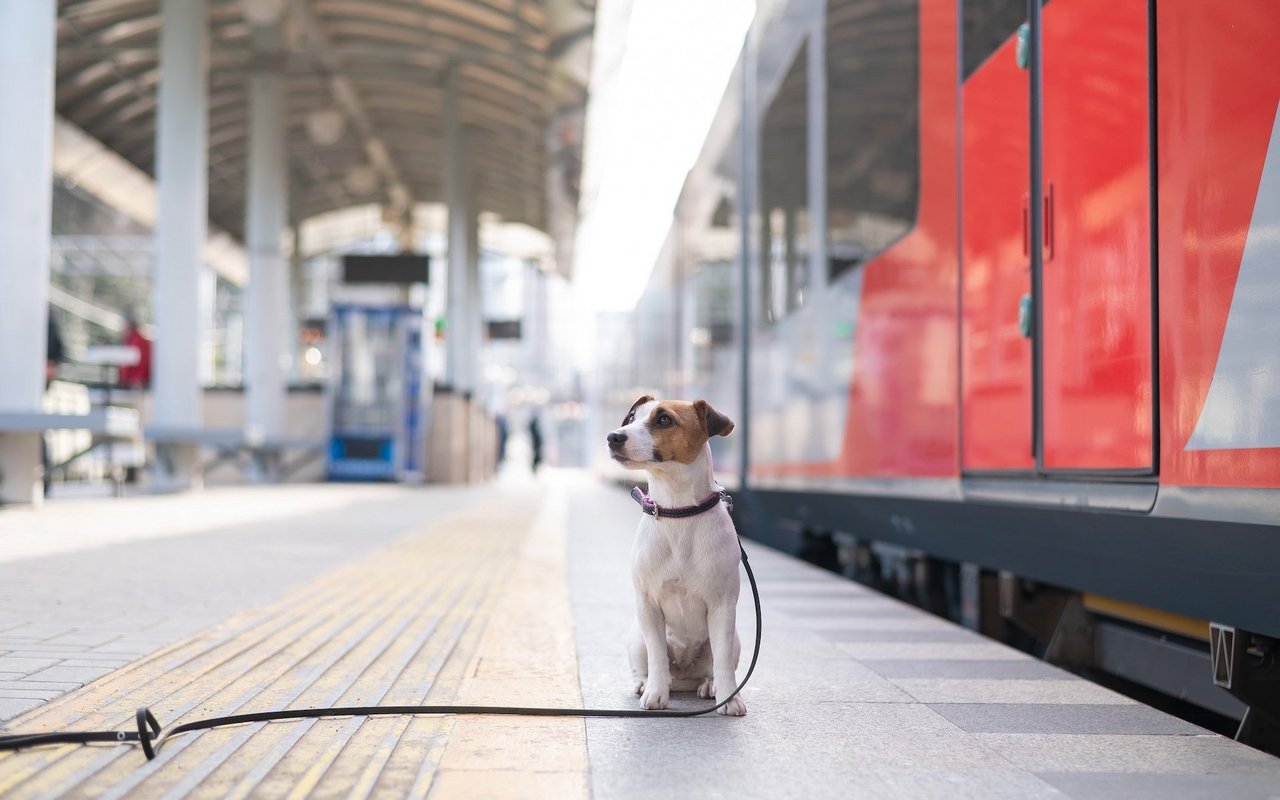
[633,516,727,596]
[637,545,699,595]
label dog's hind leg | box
[676,644,715,697]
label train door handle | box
[1024,187,1054,262]
[1043,183,1055,261]
[1018,294,1034,338]
[1022,193,1031,258]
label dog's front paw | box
[697,678,715,699]
[640,683,669,710]
[633,678,645,696]
[716,694,747,716]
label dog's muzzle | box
[607,431,628,461]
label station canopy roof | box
[54,0,594,269]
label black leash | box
[0,541,761,764]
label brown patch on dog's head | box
[622,395,654,427]
[645,399,735,464]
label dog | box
[607,395,747,716]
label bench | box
[0,407,142,496]
[144,426,325,482]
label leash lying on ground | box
[0,494,761,764]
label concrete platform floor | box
[0,473,1278,798]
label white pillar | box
[464,186,482,396]
[807,13,827,292]
[526,260,549,377]
[152,0,208,489]
[0,1,56,504]
[444,66,471,393]
[288,222,304,383]
[243,40,290,472]
[464,183,484,480]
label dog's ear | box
[622,395,655,427]
[693,400,734,438]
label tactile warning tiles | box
[0,488,588,799]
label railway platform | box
[1,474,1278,798]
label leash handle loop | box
[135,707,160,760]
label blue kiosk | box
[325,255,430,482]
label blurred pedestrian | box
[496,413,508,464]
[117,312,151,389]
[529,414,543,473]
[45,310,63,386]
[43,309,64,496]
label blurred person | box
[43,309,64,496]
[496,413,508,464]
[528,414,543,473]
[45,309,64,386]
[117,312,152,389]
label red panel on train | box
[1040,0,1153,471]
[837,0,959,478]
[1157,1,1280,488]
[959,27,1033,471]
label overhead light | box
[306,107,345,146]
[344,165,379,196]
[240,0,287,26]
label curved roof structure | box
[54,0,594,267]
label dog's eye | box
[655,413,674,427]
[624,411,635,425]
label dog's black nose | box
[607,431,627,447]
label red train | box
[610,0,1280,747]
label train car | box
[615,0,1280,748]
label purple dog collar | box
[630,486,733,520]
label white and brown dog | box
[607,395,747,716]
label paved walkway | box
[0,484,481,720]
[0,474,1278,798]
[565,484,1280,799]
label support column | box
[738,32,756,487]
[0,1,56,505]
[464,182,482,397]
[444,66,491,481]
[444,66,472,394]
[243,28,290,480]
[806,13,827,294]
[289,222,305,381]
[152,0,209,490]
[465,182,485,481]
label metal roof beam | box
[285,0,414,218]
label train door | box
[961,0,1154,474]
[1039,0,1153,472]
[960,1,1034,471]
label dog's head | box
[606,395,734,468]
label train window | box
[826,0,920,282]
[691,261,736,374]
[963,0,1028,79]
[760,41,809,325]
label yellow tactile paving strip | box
[0,488,588,799]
